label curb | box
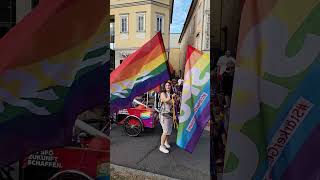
[111,164,180,180]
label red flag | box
[153,85,161,92]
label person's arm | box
[231,57,240,67]
[217,57,223,66]
[231,57,236,63]
[160,92,171,103]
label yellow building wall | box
[111,4,153,49]
[150,5,170,50]
[169,48,181,75]
[111,1,171,50]
[112,0,170,5]
[154,0,171,5]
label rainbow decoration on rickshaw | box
[140,112,151,119]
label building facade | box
[110,0,174,68]
[210,0,243,66]
[178,0,210,73]
[169,33,181,77]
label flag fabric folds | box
[110,32,170,113]
[0,0,108,167]
[224,0,320,179]
[176,46,210,153]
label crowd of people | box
[211,50,236,169]
[131,50,236,157]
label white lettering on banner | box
[186,93,208,132]
[263,97,313,179]
[180,66,210,123]
[27,150,63,168]
[224,11,319,180]
[241,17,320,78]
[232,16,318,125]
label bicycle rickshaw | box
[110,91,161,137]
[19,108,110,180]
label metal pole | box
[154,92,157,109]
[146,92,149,106]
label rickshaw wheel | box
[123,116,142,137]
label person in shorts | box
[159,81,176,154]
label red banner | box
[21,137,109,180]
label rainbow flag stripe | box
[110,32,170,113]
[176,46,210,153]
[224,0,320,179]
[140,112,151,119]
[0,0,108,167]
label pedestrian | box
[221,61,235,108]
[171,78,179,93]
[178,78,183,92]
[159,81,176,154]
[217,50,236,76]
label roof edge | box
[178,0,197,43]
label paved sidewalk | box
[110,123,210,180]
[111,164,180,180]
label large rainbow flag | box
[224,0,320,179]
[176,46,210,153]
[110,32,170,113]
[0,0,108,167]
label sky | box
[170,0,192,33]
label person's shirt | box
[172,85,178,94]
[178,84,183,92]
[160,92,173,114]
[217,55,236,75]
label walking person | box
[217,50,236,76]
[171,78,179,93]
[159,81,176,154]
[222,61,235,108]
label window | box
[110,16,115,43]
[136,13,145,32]
[120,14,128,33]
[110,22,115,43]
[156,14,164,33]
